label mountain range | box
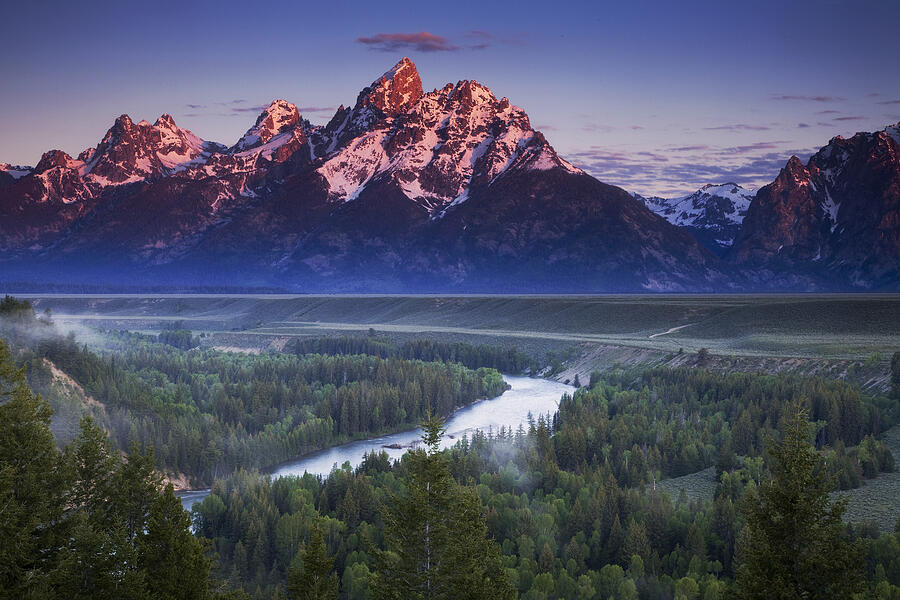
[1,58,898,292]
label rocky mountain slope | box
[731,124,900,289]
[0,58,727,292]
[0,59,897,291]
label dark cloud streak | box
[357,31,459,52]
[771,94,845,102]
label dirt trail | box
[649,323,695,339]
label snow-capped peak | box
[884,122,900,147]
[232,100,301,152]
[636,182,754,253]
[355,57,423,117]
[0,163,32,179]
[79,112,218,185]
[317,72,579,214]
[35,149,82,173]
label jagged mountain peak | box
[731,121,900,287]
[885,122,900,145]
[232,99,302,153]
[355,57,423,117]
[35,149,80,173]
[636,182,753,255]
[79,111,214,184]
[315,66,579,212]
[154,113,178,129]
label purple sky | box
[2,0,898,197]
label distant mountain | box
[0,163,31,187]
[0,58,727,292]
[634,183,753,255]
[731,123,900,289]
[0,59,897,292]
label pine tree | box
[372,412,514,600]
[891,351,900,399]
[286,525,338,600]
[138,484,212,600]
[735,402,864,599]
[0,340,66,598]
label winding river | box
[180,375,574,512]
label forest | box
[3,295,900,599]
[189,365,900,599]
[6,314,507,484]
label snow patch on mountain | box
[639,183,753,228]
[0,163,33,179]
[232,100,301,152]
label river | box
[179,375,573,512]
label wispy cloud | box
[184,99,247,110]
[463,30,493,50]
[357,31,459,52]
[357,29,510,52]
[797,122,811,128]
[564,140,819,197]
[669,144,710,152]
[816,110,841,115]
[702,123,771,131]
[231,105,268,113]
[877,99,900,105]
[833,116,866,121]
[771,94,845,102]
[582,123,616,133]
[298,106,336,113]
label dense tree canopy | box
[0,339,212,600]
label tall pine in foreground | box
[286,525,338,600]
[0,338,213,599]
[372,413,514,600]
[735,402,864,599]
[0,340,66,598]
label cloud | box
[877,99,900,105]
[563,140,819,197]
[184,99,248,111]
[230,105,269,113]
[463,30,493,50]
[816,110,841,115]
[771,94,845,102]
[702,123,771,131]
[630,125,645,130]
[582,123,615,133]
[833,116,866,121]
[534,124,558,131]
[357,31,458,52]
[668,144,710,152]
[357,29,509,52]
[298,106,336,113]
[797,123,811,128]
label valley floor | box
[22,293,900,392]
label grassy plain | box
[21,294,898,390]
[19,294,900,356]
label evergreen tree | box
[372,412,514,600]
[286,525,338,600]
[138,484,212,600]
[0,340,66,598]
[891,351,900,399]
[735,403,864,599]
